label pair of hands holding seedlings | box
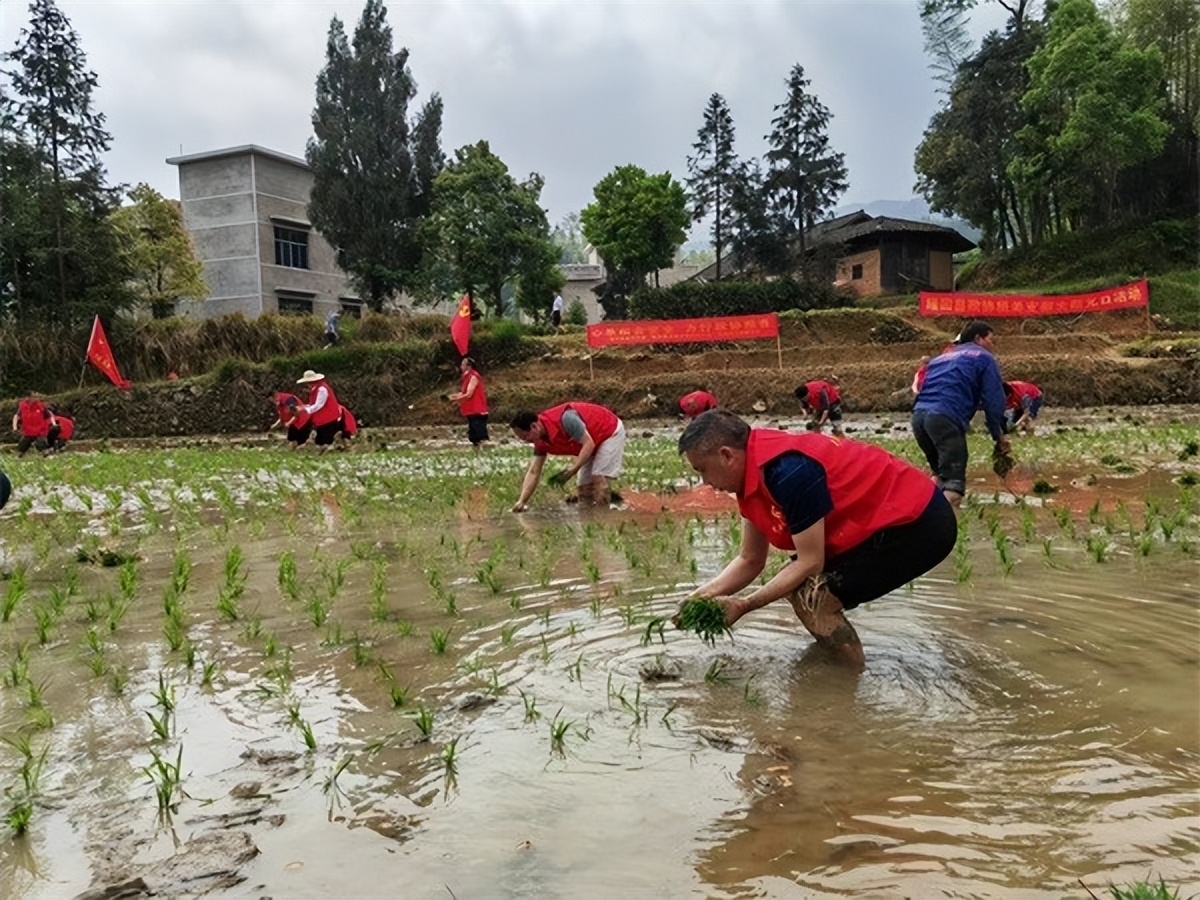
[546,468,572,488]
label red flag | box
[86,316,132,390]
[450,294,472,356]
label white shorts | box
[578,420,625,485]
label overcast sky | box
[1,0,1010,233]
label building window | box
[277,295,313,315]
[851,264,863,280]
[339,301,363,319]
[274,226,309,269]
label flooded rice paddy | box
[0,408,1197,899]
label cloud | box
[1,0,972,229]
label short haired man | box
[911,321,1009,509]
[510,401,626,511]
[794,378,843,435]
[679,410,956,670]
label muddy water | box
[1,485,1197,898]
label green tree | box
[920,0,975,95]
[306,0,444,311]
[764,64,849,260]
[420,141,559,319]
[2,0,130,325]
[914,27,1042,249]
[686,93,739,279]
[551,212,588,264]
[725,160,791,276]
[110,184,208,319]
[1012,0,1169,230]
[581,165,689,318]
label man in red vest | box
[678,390,718,418]
[297,370,344,452]
[1003,381,1044,435]
[509,401,626,511]
[678,409,957,670]
[794,378,843,435]
[448,357,490,448]
[12,397,73,455]
[268,390,312,449]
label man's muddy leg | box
[788,577,865,671]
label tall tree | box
[914,27,1041,249]
[581,165,689,318]
[2,0,126,324]
[920,0,975,95]
[551,212,588,264]
[686,93,739,279]
[110,184,208,319]
[725,160,791,276]
[763,64,848,261]
[420,141,560,319]
[306,0,444,311]
[1012,0,1169,230]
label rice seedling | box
[321,557,351,599]
[146,708,172,741]
[993,532,1015,577]
[351,633,373,667]
[144,745,184,816]
[322,754,353,807]
[520,690,541,723]
[308,591,331,628]
[32,602,57,646]
[118,558,138,604]
[508,594,522,611]
[430,628,450,655]
[152,672,176,714]
[500,623,516,646]
[641,617,667,646]
[106,592,131,632]
[277,552,301,602]
[442,591,459,618]
[396,619,414,637]
[298,718,317,751]
[242,615,263,640]
[676,599,730,646]
[743,676,764,707]
[412,704,434,738]
[442,736,460,788]
[369,559,389,622]
[589,596,602,618]
[1053,506,1076,538]
[705,659,732,684]
[549,709,574,756]
[1136,532,1155,556]
[109,668,129,696]
[567,653,584,683]
[1086,534,1109,563]
[200,659,220,689]
[2,565,28,623]
[1020,504,1037,541]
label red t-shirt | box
[679,391,718,417]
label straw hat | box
[296,369,325,384]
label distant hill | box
[835,198,981,243]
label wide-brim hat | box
[297,369,324,384]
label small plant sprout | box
[278,552,301,602]
[676,599,731,646]
[520,690,541,723]
[549,709,574,756]
[369,559,389,622]
[144,745,184,817]
[442,736,460,789]
[2,565,29,623]
[412,704,434,739]
[430,628,450,655]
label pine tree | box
[686,93,739,279]
[764,64,848,261]
[306,0,444,311]
[2,0,129,325]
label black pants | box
[824,490,958,609]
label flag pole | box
[776,333,783,372]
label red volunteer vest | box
[458,368,489,417]
[17,398,48,438]
[738,429,935,558]
[804,381,841,408]
[306,381,341,427]
[534,402,619,457]
[53,415,75,440]
[274,393,310,428]
[1005,381,1041,410]
[340,407,357,436]
[679,391,718,416]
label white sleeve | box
[305,386,329,414]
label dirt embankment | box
[2,310,1196,440]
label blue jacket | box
[913,344,1006,440]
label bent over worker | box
[679,409,957,670]
[510,401,626,511]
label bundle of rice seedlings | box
[676,598,731,646]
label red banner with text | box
[919,280,1148,318]
[587,313,780,348]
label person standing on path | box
[324,309,341,347]
[448,356,490,449]
[510,401,626,511]
[678,409,957,670]
[297,370,344,452]
[911,320,1009,509]
[551,291,564,331]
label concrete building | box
[166,145,359,319]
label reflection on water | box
[0,486,1197,899]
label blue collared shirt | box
[913,344,1006,439]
